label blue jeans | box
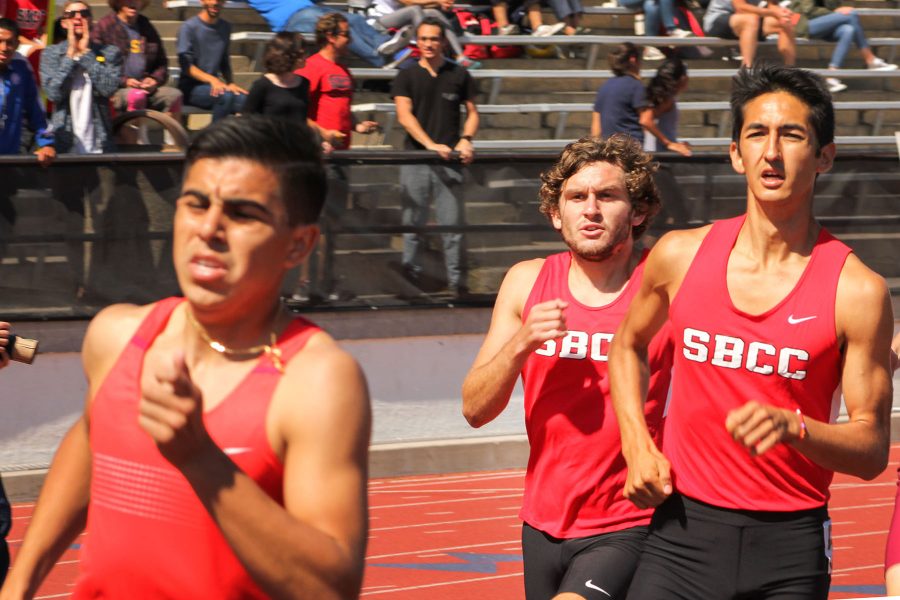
[619,0,677,34]
[400,164,466,289]
[185,85,247,121]
[807,11,868,68]
[547,0,583,20]
[285,6,389,67]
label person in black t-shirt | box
[390,17,479,298]
[243,32,310,123]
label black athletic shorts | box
[704,12,767,41]
[522,522,648,600]
[626,494,832,600]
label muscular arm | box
[462,260,562,428]
[609,228,704,508]
[726,256,893,480]
[143,340,371,599]
[1,305,145,600]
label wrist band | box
[795,408,808,441]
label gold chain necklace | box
[185,309,285,374]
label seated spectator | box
[702,0,796,67]
[245,0,411,68]
[548,0,585,35]
[4,0,48,79]
[40,1,122,153]
[492,0,565,36]
[243,32,310,122]
[176,0,246,122]
[92,0,182,122]
[642,56,689,152]
[366,0,480,68]
[620,0,694,38]
[590,42,691,155]
[0,17,54,162]
[788,0,897,93]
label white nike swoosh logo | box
[585,580,611,597]
[223,447,253,456]
[787,315,817,325]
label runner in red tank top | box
[610,65,894,600]
[463,135,674,600]
[2,117,372,599]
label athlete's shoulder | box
[644,225,711,284]
[82,301,158,394]
[836,253,890,317]
[496,257,547,306]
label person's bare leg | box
[730,13,760,67]
[527,4,543,30]
[762,16,796,65]
[493,3,510,27]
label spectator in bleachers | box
[548,0,585,35]
[591,43,691,155]
[177,0,247,122]
[620,0,695,40]
[642,56,689,153]
[92,0,182,123]
[243,32,310,122]
[702,0,796,67]
[366,0,480,68]
[297,13,379,150]
[0,17,54,161]
[492,0,565,36]
[293,12,381,304]
[788,0,897,93]
[244,0,411,68]
[3,0,47,78]
[392,17,478,297]
[41,1,122,153]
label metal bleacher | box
[151,0,900,145]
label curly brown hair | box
[538,135,661,240]
[107,0,150,11]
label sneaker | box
[498,24,520,35]
[376,25,412,56]
[534,23,566,36]
[667,27,694,38]
[643,46,666,61]
[382,46,414,69]
[456,56,482,69]
[868,57,898,71]
[825,77,847,93]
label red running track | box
[9,443,900,599]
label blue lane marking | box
[371,552,523,574]
[830,584,886,595]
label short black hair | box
[185,116,327,226]
[416,16,446,39]
[731,64,834,154]
[0,17,20,39]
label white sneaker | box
[534,23,566,36]
[868,57,898,71]
[668,28,694,38]
[376,25,412,56]
[825,77,847,93]
[498,24,520,35]
[643,46,666,61]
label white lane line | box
[370,472,524,489]
[368,539,520,560]
[373,488,523,494]
[373,494,522,510]
[373,515,513,532]
[830,502,895,511]
[361,572,523,595]
[834,529,888,539]
[425,530,456,534]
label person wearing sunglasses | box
[40,0,122,154]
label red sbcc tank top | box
[519,251,674,538]
[666,216,851,511]
[74,297,322,599]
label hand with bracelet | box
[725,400,808,456]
